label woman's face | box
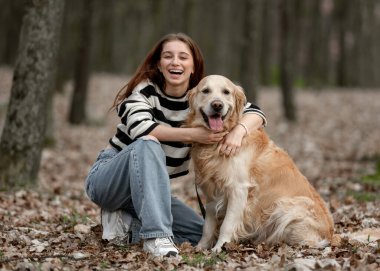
[158,40,194,94]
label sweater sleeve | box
[243,102,268,127]
[117,88,159,140]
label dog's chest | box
[192,146,252,190]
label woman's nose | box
[171,56,179,65]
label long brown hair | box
[112,33,205,109]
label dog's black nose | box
[211,100,223,112]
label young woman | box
[85,33,267,257]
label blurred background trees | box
[1,0,379,92]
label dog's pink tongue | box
[209,117,223,131]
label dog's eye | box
[223,89,231,95]
[201,88,210,94]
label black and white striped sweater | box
[109,80,267,179]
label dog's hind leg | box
[197,200,218,249]
[212,187,248,252]
[264,197,332,247]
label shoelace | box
[155,237,172,246]
[155,237,178,250]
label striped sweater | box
[109,80,267,179]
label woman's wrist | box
[237,122,248,136]
[233,123,248,138]
[182,127,196,142]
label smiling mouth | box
[169,69,183,75]
[200,109,226,132]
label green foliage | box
[269,65,280,86]
[351,246,358,254]
[100,260,109,269]
[61,210,89,228]
[361,160,380,187]
[348,191,377,202]
[43,137,56,148]
[348,159,380,202]
[294,77,306,88]
[268,65,306,88]
[182,252,227,268]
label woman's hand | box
[218,124,246,156]
[191,127,229,144]
[218,113,264,156]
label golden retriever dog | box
[185,75,334,252]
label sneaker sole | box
[165,251,178,257]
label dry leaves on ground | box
[0,67,379,270]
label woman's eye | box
[201,89,210,94]
[223,89,230,95]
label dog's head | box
[186,75,246,132]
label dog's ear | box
[234,85,247,117]
[185,86,197,126]
[187,86,197,109]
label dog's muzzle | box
[200,100,229,132]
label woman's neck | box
[164,86,188,98]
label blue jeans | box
[85,137,203,245]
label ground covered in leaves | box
[0,67,379,270]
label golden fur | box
[185,75,334,252]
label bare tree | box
[0,0,65,190]
[279,0,297,121]
[240,0,262,102]
[0,0,26,65]
[68,0,94,124]
[259,0,278,86]
[334,0,349,87]
[213,0,232,76]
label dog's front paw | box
[211,244,223,253]
[196,240,212,250]
[212,239,228,253]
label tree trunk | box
[259,0,277,86]
[184,0,201,40]
[279,0,297,121]
[0,0,26,65]
[240,0,261,102]
[213,0,232,76]
[54,0,82,93]
[68,0,94,124]
[335,0,349,86]
[0,0,65,190]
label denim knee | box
[85,148,118,201]
[133,137,165,160]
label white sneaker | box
[143,237,179,257]
[101,209,132,246]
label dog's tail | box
[255,196,331,248]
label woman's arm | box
[237,113,265,134]
[218,113,264,156]
[149,125,228,145]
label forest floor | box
[0,66,379,270]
